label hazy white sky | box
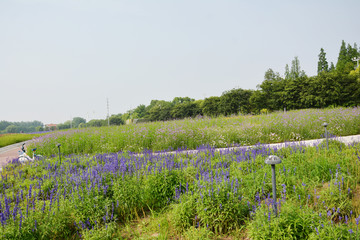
[1,0,359,124]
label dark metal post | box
[57,144,61,165]
[323,122,329,150]
[265,155,282,216]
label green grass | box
[0,133,45,148]
[29,107,360,157]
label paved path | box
[0,141,29,168]
[152,134,360,156]
[1,134,360,168]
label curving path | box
[1,134,360,169]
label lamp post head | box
[322,122,328,128]
[265,155,282,165]
[56,143,61,148]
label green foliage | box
[5,125,20,133]
[318,48,329,74]
[148,101,173,121]
[248,201,321,239]
[171,101,202,119]
[144,170,182,209]
[0,120,43,134]
[219,88,253,115]
[201,96,221,117]
[109,115,124,126]
[0,133,43,148]
[87,119,106,128]
[72,117,86,128]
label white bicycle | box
[18,143,43,164]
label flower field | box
[29,107,360,157]
[1,139,360,239]
[1,107,360,239]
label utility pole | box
[107,98,110,126]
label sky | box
[0,0,359,124]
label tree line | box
[60,40,360,128]
[122,40,360,121]
[0,120,43,134]
[2,40,359,133]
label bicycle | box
[18,143,44,164]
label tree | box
[284,64,291,80]
[35,126,44,132]
[259,69,285,111]
[172,97,195,105]
[57,121,71,130]
[219,88,253,116]
[249,90,267,113]
[201,96,221,116]
[72,117,86,128]
[109,115,124,125]
[289,56,306,80]
[0,121,11,132]
[148,101,173,121]
[87,119,106,127]
[171,101,202,119]
[336,41,360,73]
[317,48,328,74]
[5,125,19,133]
[132,104,147,119]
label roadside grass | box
[0,133,46,148]
[0,140,360,239]
[29,107,360,157]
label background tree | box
[259,69,285,110]
[289,56,306,79]
[201,96,221,117]
[249,90,267,113]
[57,121,71,130]
[148,101,173,121]
[87,119,106,127]
[132,104,146,119]
[109,115,125,125]
[5,125,19,133]
[219,88,253,115]
[72,117,86,128]
[171,101,202,119]
[317,48,329,74]
[171,97,195,105]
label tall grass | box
[30,107,360,156]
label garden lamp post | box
[323,122,329,150]
[57,143,62,165]
[265,155,282,216]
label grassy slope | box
[29,107,360,157]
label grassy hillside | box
[29,107,360,156]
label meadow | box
[29,107,360,157]
[1,107,360,239]
[0,140,359,239]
